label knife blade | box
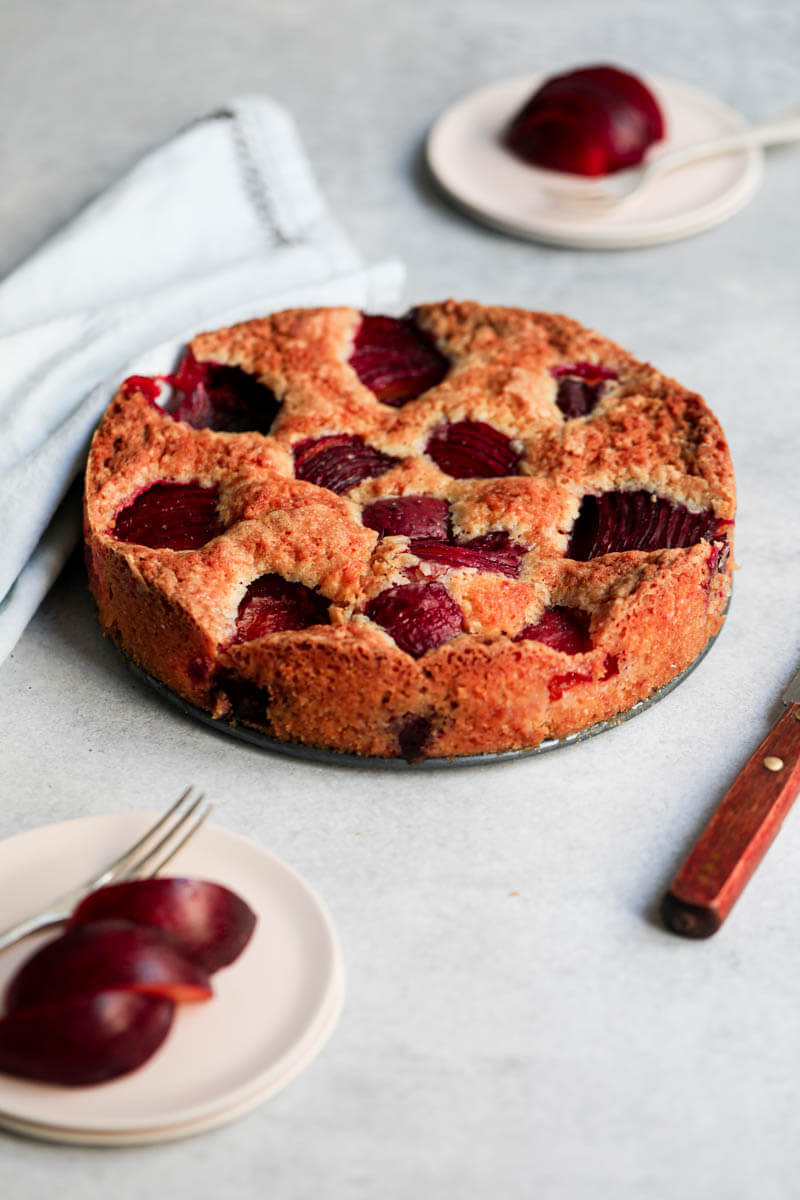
[661,665,800,937]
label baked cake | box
[83,302,735,760]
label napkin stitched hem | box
[0,95,406,661]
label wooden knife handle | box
[662,702,800,937]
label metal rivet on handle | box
[763,756,784,772]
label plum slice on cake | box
[348,314,449,406]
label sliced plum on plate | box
[0,992,175,1087]
[5,920,213,1012]
[68,879,257,974]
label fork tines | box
[90,786,213,892]
[0,788,215,955]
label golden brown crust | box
[84,302,735,759]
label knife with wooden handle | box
[662,669,800,937]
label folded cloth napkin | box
[0,96,405,663]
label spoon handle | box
[652,105,800,175]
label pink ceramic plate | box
[0,814,344,1145]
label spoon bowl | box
[536,105,800,210]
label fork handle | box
[0,910,69,954]
[653,106,800,175]
[662,702,800,937]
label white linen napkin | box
[0,96,405,663]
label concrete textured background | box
[1,1,799,1197]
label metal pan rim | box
[122,610,725,769]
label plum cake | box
[83,301,735,760]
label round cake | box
[83,301,735,760]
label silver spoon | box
[537,105,800,209]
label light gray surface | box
[2,1,800,1197]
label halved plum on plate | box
[68,878,257,974]
[506,65,664,176]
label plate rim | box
[0,964,345,1146]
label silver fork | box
[0,787,213,953]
